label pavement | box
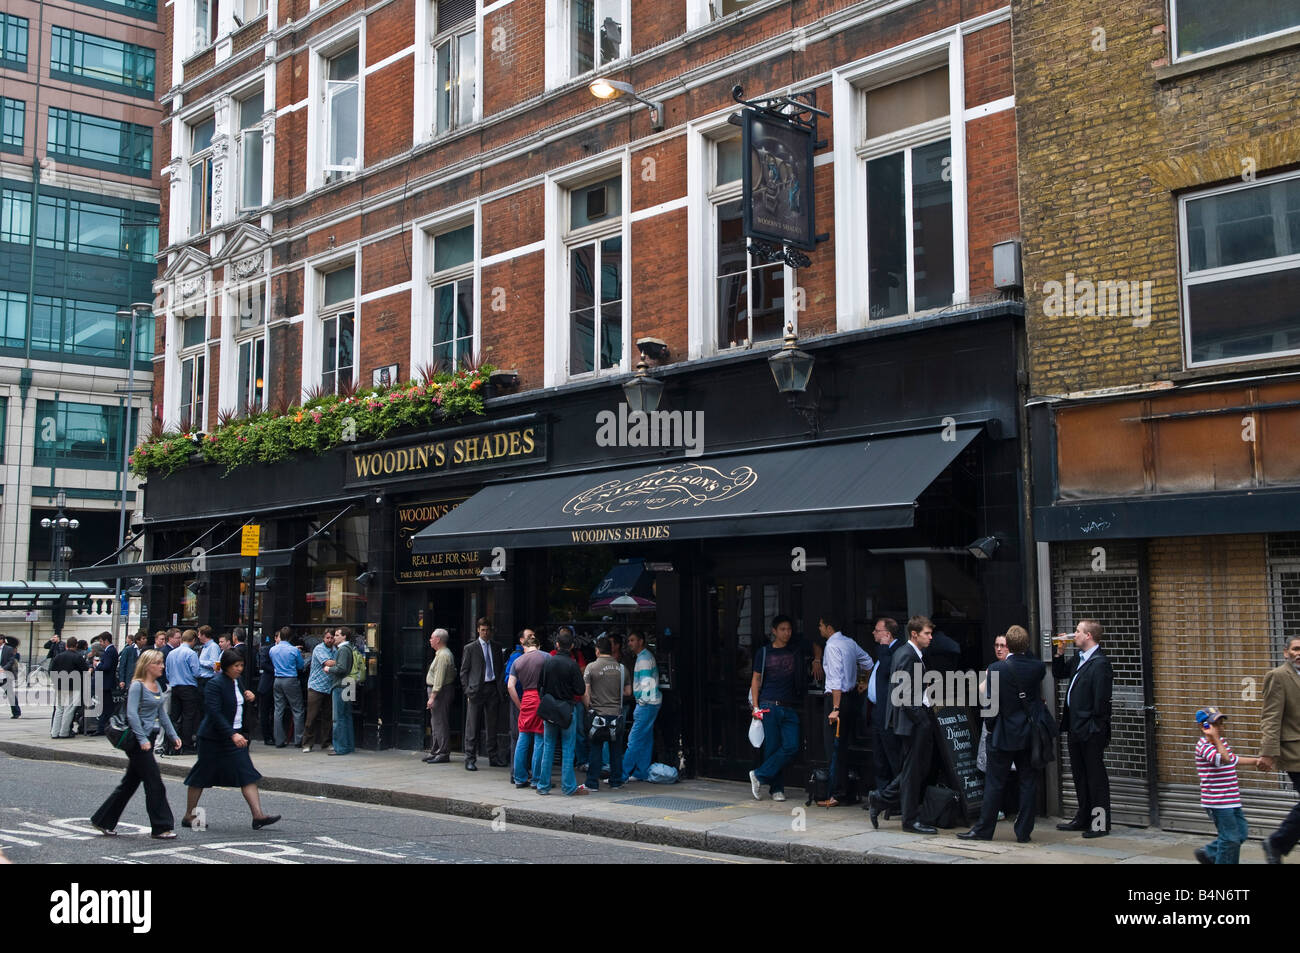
[0,702,1223,864]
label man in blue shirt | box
[303,631,336,752]
[270,629,306,747]
[818,615,872,808]
[165,630,202,753]
[196,625,221,684]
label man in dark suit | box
[93,632,119,735]
[867,618,905,793]
[1052,618,1113,837]
[871,616,938,834]
[459,617,507,770]
[960,625,1045,843]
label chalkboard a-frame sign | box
[933,707,984,822]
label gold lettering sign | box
[350,425,540,483]
[145,560,194,575]
[570,524,671,544]
[563,463,757,516]
[395,497,483,584]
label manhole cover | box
[615,795,732,812]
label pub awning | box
[412,427,981,553]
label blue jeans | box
[1204,807,1249,864]
[331,684,354,755]
[513,729,543,785]
[754,704,799,794]
[622,702,660,782]
[538,702,580,795]
[586,716,624,791]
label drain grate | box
[615,795,733,812]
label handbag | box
[105,711,135,750]
[538,693,572,729]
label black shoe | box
[1081,829,1110,839]
[905,822,938,835]
[488,759,508,768]
[866,791,881,829]
[465,761,478,771]
[957,830,990,841]
[1056,820,1085,831]
[252,814,281,830]
[181,816,194,829]
[276,743,287,748]
[514,782,530,789]
[423,756,439,763]
[1017,836,1032,844]
[1262,838,1282,865]
[1194,847,1211,865]
[429,755,449,764]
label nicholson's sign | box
[562,463,758,515]
[395,497,483,583]
[742,108,816,250]
[346,416,546,486]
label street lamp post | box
[39,490,79,582]
[112,303,151,643]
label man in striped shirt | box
[1193,707,1260,865]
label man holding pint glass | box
[1052,620,1113,838]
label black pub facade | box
[104,307,1028,786]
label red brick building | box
[142,0,1029,775]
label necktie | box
[1067,655,1086,705]
[482,641,494,682]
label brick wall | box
[1013,0,1300,395]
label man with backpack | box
[959,625,1046,843]
[748,615,804,802]
[581,635,630,792]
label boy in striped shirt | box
[1193,707,1260,864]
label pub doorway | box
[694,563,829,782]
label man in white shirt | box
[817,615,872,807]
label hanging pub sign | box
[395,497,483,584]
[742,107,816,250]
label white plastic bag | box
[748,716,765,748]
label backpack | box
[346,642,367,684]
[918,784,962,828]
[805,767,830,805]
[647,763,678,784]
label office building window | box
[0,15,27,70]
[33,194,158,261]
[1,187,32,243]
[48,108,153,176]
[35,399,136,467]
[320,265,356,394]
[50,27,155,96]
[1181,171,1300,365]
[1,98,23,152]
[0,290,25,348]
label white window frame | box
[544,0,630,90]
[832,31,969,332]
[190,0,218,57]
[235,88,266,212]
[301,251,361,398]
[1178,168,1300,368]
[174,301,208,431]
[221,274,268,416]
[234,0,267,29]
[1169,0,1300,64]
[686,0,769,30]
[187,113,216,238]
[414,205,481,375]
[544,155,631,385]
[428,0,480,137]
[687,116,797,358]
[307,28,366,188]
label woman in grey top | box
[91,649,182,838]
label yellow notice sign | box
[241,524,261,557]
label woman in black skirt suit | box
[181,649,280,830]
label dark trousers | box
[897,710,936,827]
[258,686,275,742]
[464,684,500,763]
[974,746,1036,840]
[822,692,857,797]
[91,735,174,835]
[170,684,201,750]
[1066,732,1110,831]
[871,715,902,791]
[1269,772,1300,856]
[585,722,624,791]
[305,688,333,747]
